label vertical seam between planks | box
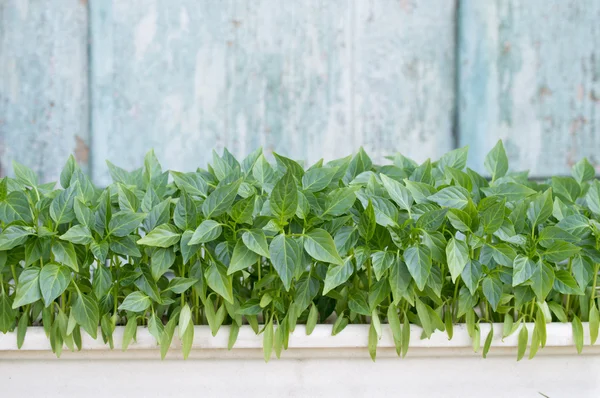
[350,0,355,148]
[452,0,461,150]
[86,0,94,182]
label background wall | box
[1,0,598,185]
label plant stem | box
[590,263,599,310]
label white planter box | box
[1,323,599,397]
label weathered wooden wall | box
[459,0,600,176]
[0,0,599,184]
[0,0,89,182]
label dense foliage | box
[0,142,599,360]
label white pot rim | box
[0,323,597,359]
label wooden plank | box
[458,0,600,177]
[226,0,352,165]
[90,0,354,182]
[0,0,89,183]
[89,0,234,185]
[353,0,457,164]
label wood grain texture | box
[0,0,89,182]
[353,0,456,164]
[458,0,600,177]
[89,0,456,184]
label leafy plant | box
[1,143,599,361]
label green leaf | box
[553,270,583,295]
[270,234,302,291]
[371,251,395,281]
[530,261,555,301]
[0,226,34,250]
[294,275,319,311]
[137,224,180,248]
[572,157,595,184]
[0,191,33,223]
[304,229,343,265]
[118,292,151,312]
[461,259,482,295]
[205,262,234,304]
[173,191,197,231]
[358,200,376,240]
[527,189,553,227]
[572,315,584,354]
[13,161,38,187]
[484,140,509,181]
[446,238,469,282]
[108,211,147,237]
[368,322,378,361]
[572,254,594,291]
[0,293,16,333]
[323,257,354,295]
[403,245,432,291]
[52,240,79,272]
[270,170,298,222]
[72,292,99,339]
[263,319,274,362]
[590,303,599,345]
[517,324,528,361]
[228,240,259,275]
[482,275,502,311]
[189,220,222,245]
[90,241,109,263]
[167,277,199,294]
[481,183,537,202]
[60,225,93,245]
[150,248,175,280]
[542,240,581,263]
[117,184,139,212]
[110,235,142,257]
[202,178,243,218]
[39,263,71,307]
[170,171,208,197]
[122,316,138,351]
[513,255,536,286]
[428,186,470,209]
[302,167,337,192]
[482,327,494,359]
[322,188,356,217]
[380,174,412,211]
[481,200,505,233]
[242,230,270,258]
[50,182,79,225]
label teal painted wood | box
[89,0,456,184]
[354,0,456,163]
[458,0,600,177]
[0,0,89,182]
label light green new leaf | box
[527,189,553,228]
[304,229,343,265]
